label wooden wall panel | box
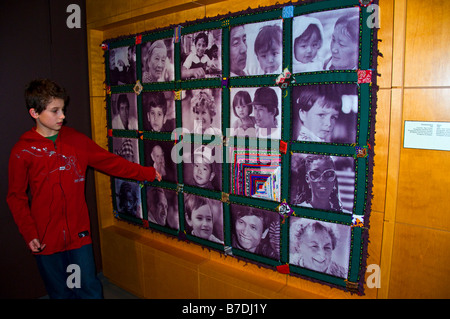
[86,0,450,299]
[389,223,450,298]
[404,0,450,87]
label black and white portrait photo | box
[109,45,136,85]
[289,153,355,214]
[141,38,175,83]
[229,87,282,139]
[112,137,139,164]
[182,142,222,191]
[181,88,222,136]
[181,29,222,79]
[292,7,360,73]
[111,93,138,130]
[230,204,280,260]
[146,186,179,230]
[144,140,177,183]
[289,217,351,279]
[229,20,283,77]
[142,91,176,133]
[292,84,358,144]
[115,179,142,219]
[184,193,224,244]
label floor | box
[40,272,140,299]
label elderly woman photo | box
[289,217,350,278]
[142,39,174,83]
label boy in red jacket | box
[7,79,161,299]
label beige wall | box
[86,0,450,298]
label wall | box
[0,0,99,299]
[86,0,450,298]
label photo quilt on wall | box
[102,0,379,294]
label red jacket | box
[7,126,156,255]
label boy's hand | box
[29,239,46,253]
[155,170,162,182]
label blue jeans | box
[35,244,103,299]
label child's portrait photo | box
[112,137,139,164]
[184,193,224,244]
[289,217,351,279]
[111,93,138,130]
[181,88,222,136]
[229,87,282,139]
[230,204,280,260]
[231,20,283,77]
[292,7,360,73]
[146,186,179,230]
[180,29,222,79]
[142,91,176,133]
[144,140,177,183]
[115,179,142,219]
[292,83,358,144]
[289,153,355,214]
[183,143,222,192]
[141,38,175,83]
[109,45,136,85]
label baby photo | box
[292,7,360,73]
[229,20,283,77]
[141,38,175,83]
[292,83,358,144]
[181,88,222,137]
[289,217,351,279]
[230,204,280,260]
[183,143,222,191]
[115,179,142,219]
[289,153,355,214]
[184,193,224,244]
[142,91,176,133]
[180,29,222,79]
[111,93,138,130]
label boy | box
[143,91,174,132]
[7,79,161,299]
[254,24,282,75]
[192,145,217,190]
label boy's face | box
[330,24,358,69]
[193,162,214,186]
[147,106,166,131]
[195,38,207,57]
[31,97,65,137]
[294,32,321,63]
[235,215,264,251]
[256,47,281,73]
[254,104,276,129]
[299,98,339,140]
[189,204,213,239]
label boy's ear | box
[185,213,192,227]
[209,172,215,182]
[29,108,39,119]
